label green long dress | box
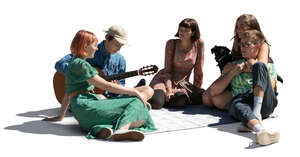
[65,58,156,139]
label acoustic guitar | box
[53,65,158,104]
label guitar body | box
[53,65,158,104]
[53,67,104,104]
[53,72,65,104]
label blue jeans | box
[229,62,278,125]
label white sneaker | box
[98,127,113,140]
[255,130,280,146]
[112,130,144,141]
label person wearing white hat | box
[55,25,144,98]
[104,25,129,46]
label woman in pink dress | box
[149,18,205,109]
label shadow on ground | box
[5,107,83,136]
[166,104,237,126]
[16,107,72,118]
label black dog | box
[211,45,232,73]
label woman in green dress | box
[44,30,156,141]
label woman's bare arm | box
[257,42,269,65]
[43,94,70,121]
[88,75,148,105]
[88,75,137,96]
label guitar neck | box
[103,70,139,81]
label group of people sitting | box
[44,14,280,146]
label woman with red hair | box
[45,30,156,141]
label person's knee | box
[202,91,213,107]
[170,92,189,108]
[208,91,231,110]
[207,86,218,97]
[253,62,267,72]
[136,86,154,100]
[211,96,222,108]
[254,62,266,67]
[211,96,229,110]
[148,89,165,109]
[144,86,154,98]
[253,62,269,90]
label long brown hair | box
[231,14,268,60]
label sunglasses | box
[240,41,258,48]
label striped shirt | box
[230,59,277,97]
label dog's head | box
[211,46,232,72]
[211,46,231,62]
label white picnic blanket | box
[147,105,236,134]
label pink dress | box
[150,39,204,97]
